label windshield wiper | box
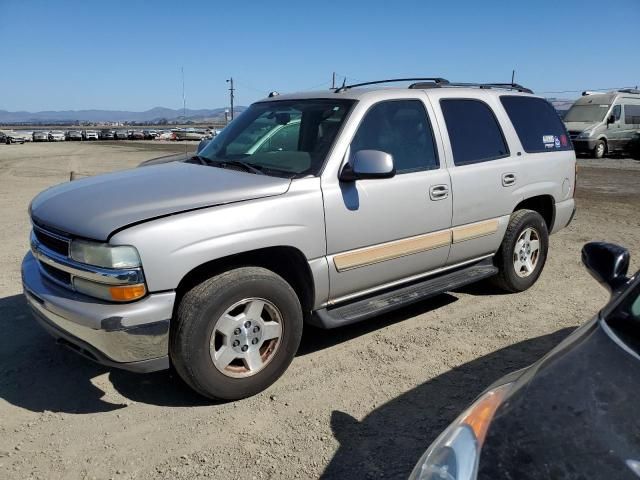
[216,160,266,175]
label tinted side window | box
[625,105,640,125]
[440,99,509,165]
[351,100,438,173]
[500,96,573,153]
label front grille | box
[568,131,581,140]
[41,263,72,286]
[34,227,69,256]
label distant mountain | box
[0,106,246,123]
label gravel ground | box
[0,142,639,480]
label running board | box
[310,259,498,329]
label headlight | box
[408,382,512,480]
[577,129,593,139]
[70,239,141,268]
[73,277,146,302]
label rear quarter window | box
[500,96,572,153]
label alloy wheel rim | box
[513,227,541,278]
[209,298,283,378]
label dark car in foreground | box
[410,242,640,480]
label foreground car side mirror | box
[582,242,630,292]
[607,115,616,125]
[339,149,396,182]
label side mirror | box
[339,149,396,182]
[582,242,630,292]
[607,115,616,125]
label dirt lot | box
[0,142,639,480]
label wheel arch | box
[173,246,315,321]
[513,195,555,231]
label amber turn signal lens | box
[109,284,146,301]
[461,383,510,445]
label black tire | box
[170,267,303,401]
[493,209,549,293]
[592,139,606,159]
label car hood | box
[564,121,599,132]
[30,162,291,240]
[478,317,640,479]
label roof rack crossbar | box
[335,77,450,92]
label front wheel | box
[592,139,606,159]
[170,267,303,400]
[493,209,549,292]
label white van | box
[564,89,640,158]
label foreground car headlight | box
[70,239,141,268]
[409,382,513,480]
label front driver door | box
[322,98,452,302]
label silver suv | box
[22,78,577,400]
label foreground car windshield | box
[198,99,354,176]
[564,104,610,123]
[605,277,640,354]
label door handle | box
[429,184,449,201]
[502,173,516,187]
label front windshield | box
[198,99,354,177]
[564,104,610,123]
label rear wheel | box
[494,209,549,292]
[170,267,303,400]
[592,139,606,159]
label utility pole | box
[226,77,235,121]
[332,72,336,89]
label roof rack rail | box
[334,78,533,94]
[618,88,640,94]
[334,77,450,93]
[442,82,534,94]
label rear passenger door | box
[434,94,573,266]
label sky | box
[1,0,639,112]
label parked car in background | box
[48,130,65,142]
[22,79,576,401]
[65,130,83,141]
[174,128,207,141]
[410,242,640,480]
[114,129,129,140]
[99,129,115,140]
[143,129,158,140]
[83,130,99,141]
[564,89,640,158]
[130,130,145,140]
[21,131,33,142]
[32,131,49,142]
[0,131,26,144]
[156,130,174,140]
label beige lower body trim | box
[333,230,451,272]
[451,219,499,244]
[332,218,500,272]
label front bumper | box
[22,252,174,372]
[571,138,598,153]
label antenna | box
[181,66,187,156]
[511,69,515,85]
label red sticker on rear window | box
[560,134,568,147]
